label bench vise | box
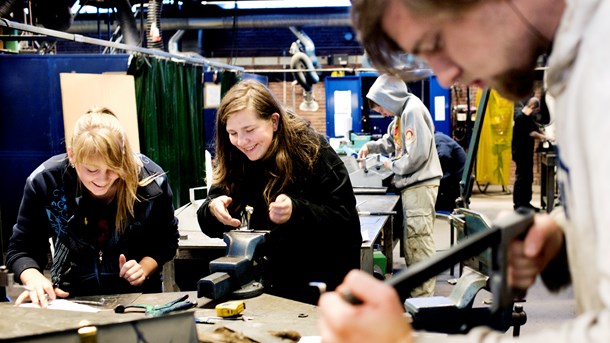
[1,265,13,302]
[197,230,268,300]
[393,208,534,334]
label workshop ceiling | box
[0,0,361,58]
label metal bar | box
[388,227,500,300]
[384,209,533,312]
[459,88,491,208]
[0,18,243,71]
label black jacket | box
[197,143,361,304]
[512,112,541,160]
[6,153,179,296]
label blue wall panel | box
[325,76,362,138]
[428,76,451,136]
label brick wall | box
[267,81,327,135]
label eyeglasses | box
[386,53,433,81]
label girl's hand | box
[269,194,293,224]
[119,254,146,286]
[209,196,241,227]
[15,268,69,307]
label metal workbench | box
[0,291,318,343]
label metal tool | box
[309,281,362,305]
[308,282,326,295]
[386,209,533,310]
[314,209,534,312]
[244,205,254,230]
[357,211,397,216]
[197,230,268,300]
[195,315,253,324]
[0,265,12,302]
[70,299,106,307]
[114,294,196,317]
[348,155,393,189]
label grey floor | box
[392,184,575,336]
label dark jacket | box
[434,132,466,211]
[6,153,179,296]
[197,142,361,304]
[512,112,541,160]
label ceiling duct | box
[147,0,164,49]
[0,0,20,18]
[67,13,351,33]
[289,27,319,112]
[113,0,139,46]
[169,29,204,58]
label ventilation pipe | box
[169,29,204,58]
[147,0,163,50]
[0,0,19,18]
[33,0,75,31]
[288,27,319,112]
[112,0,139,46]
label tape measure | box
[215,300,246,317]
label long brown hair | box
[214,79,322,207]
[70,107,156,233]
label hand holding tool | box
[313,209,535,311]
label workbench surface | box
[0,292,319,342]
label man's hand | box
[357,144,370,160]
[209,195,241,227]
[15,268,69,308]
[269,194,292,224]
[383,158,392,170]
[318,270,413,343]
[508,213,564,290]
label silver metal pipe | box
[67,13,351,34]
[0,18,243,71]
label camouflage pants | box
[401,184,438,297]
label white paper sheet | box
[20,299,101,313]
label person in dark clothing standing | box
[512,97,551,211]
[434,131,466,212]
[7,107,179,307]
[197,79,361,305]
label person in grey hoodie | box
[358,74,442,297]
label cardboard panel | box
[60,73,140,152]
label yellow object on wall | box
[475,89,514,186]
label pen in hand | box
[309,282,364,305]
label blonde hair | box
[70,107,155,233]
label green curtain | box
[128,55,205,208]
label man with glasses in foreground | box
[318,0,610,342]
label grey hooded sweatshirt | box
[365,74,442,190]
